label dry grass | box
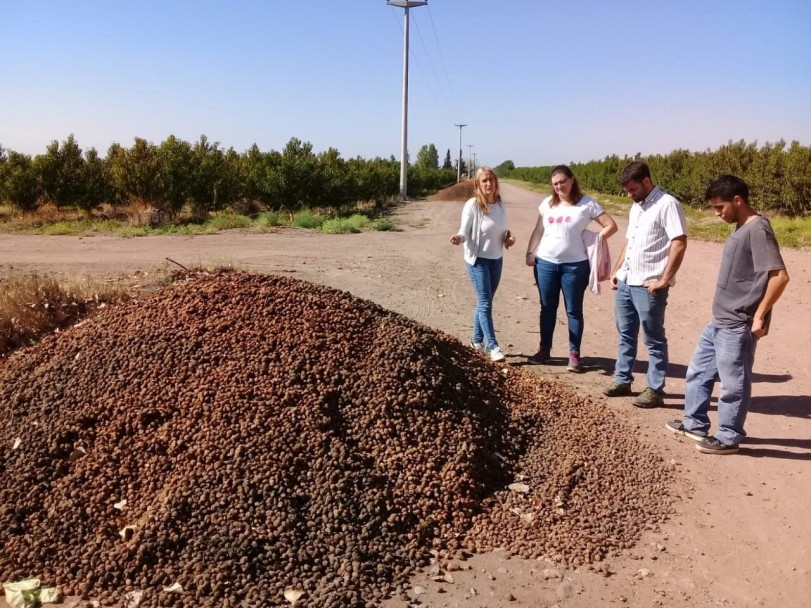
[0,202,81,230]
[0,201,161,231]
[0,275,131,356]
[429,180,475,202]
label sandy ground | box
[1,182,809,608]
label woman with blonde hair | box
[524,165,618,371]
[450,167,516,361]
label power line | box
[425,4,459,114]
[411,14,455,122]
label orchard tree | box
[107,138,160,205]
[276,137,319,212]
[34,134,86,208]
[188,135,222,214]
[0,145,6,198]
[242,143,263,202]
[220,147,247,209]
[347,156,398,205]
[493,160,514,175]
[79,147,111,214]
[781,140,811,215]
[187,135,243,214]
[156,135,194,214]
[316,147,352,208]
[2,151,40,211]
[415,143,439,170]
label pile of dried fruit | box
[0,271,671,607]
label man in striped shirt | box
[603,161,688,408]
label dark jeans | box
[465,257,503,350]
[533,258,590,353]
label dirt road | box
[1,182,809,607]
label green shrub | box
[208,212,252,231]
[321,214,370,234]
[292,209,325,229]
[375,218,396,231]
[256,210,290,228]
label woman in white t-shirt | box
[450,167,517,362]
[524,165,617,371]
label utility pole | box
[467,144,474,179]
[472,152,478,176]
[388,0,428,201]
[454,123,466,182]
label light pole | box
[472,152,478,176]
[454,123,466,182]
[467,144,474,179]
[387,0,428,201]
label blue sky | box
[1,0,809,167]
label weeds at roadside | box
[321,214,370,234]
[256,211,291,228]
[766,215,809,249]
[375,218,396,231]
[206,212,253,232]
[292,209,325,229]
[0,275,130,356]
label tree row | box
[495,140,810,216]
[0,135,458,215]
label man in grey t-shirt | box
[665,175,790,454]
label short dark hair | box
[620,161,651,186]
[705,174,749,204]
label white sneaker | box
[489,346,505,362]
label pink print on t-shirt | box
[556,216,563,223]
[565,216,572,223]
[548,217,554,224]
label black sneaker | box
[526,347,550,365]
[665,420,706,442]
[603,382,632,397]
[696,436,739,455]
[632,387,665,408]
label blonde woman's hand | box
[450,234,465,245]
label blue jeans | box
[613,280,669,391]
[683,322,757,446]
[465,257,503,350]
[534,258,590,353]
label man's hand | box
[610,275,619,290]
[643,278,669,293]
[751,317,768,338]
